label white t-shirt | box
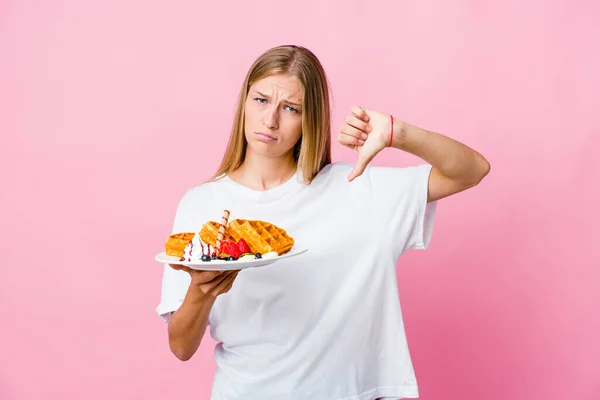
[156,162,437,400]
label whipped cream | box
[181,233,206,261]
[262,251,278,259]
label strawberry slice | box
[220,240,241,259]
[219,240,232,254]
[237,238,251,254]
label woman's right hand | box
[167,264,238,361]
[169,264,240,298]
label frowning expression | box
[244,74,303,158]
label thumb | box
[348,153,374,182]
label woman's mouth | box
[255,132,277,142]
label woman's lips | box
[255,132,277,142]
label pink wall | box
[1,1,598,399]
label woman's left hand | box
[338,105,397,181]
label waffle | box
[228,219,294,255]
[165,232,196,257]
[199,221,234,249]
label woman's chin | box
[246,143,293,160]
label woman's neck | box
[229,150,297,191]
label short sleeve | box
[154,192,195,323]
[155,264,191,323]
[366,163,437,258]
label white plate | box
[154,247,308,271]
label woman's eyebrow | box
[254,90,301,107]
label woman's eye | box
[285,106,299,113]
[255,98,267,104]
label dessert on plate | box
[164,210,294,263]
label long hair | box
[212,45,332,184]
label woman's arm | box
[167,268,238,361]
[391,120,491,202]
[339,106,490,201]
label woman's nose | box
[262,106,279,130]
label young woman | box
[156,45,490,400]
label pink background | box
[1,0,599,399]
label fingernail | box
[359,139,365,145]
[366,126,372,132]
[363,115,369,121]
[361,133,368,139]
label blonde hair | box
[212,45,332,184]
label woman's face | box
[244,73,303,159]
